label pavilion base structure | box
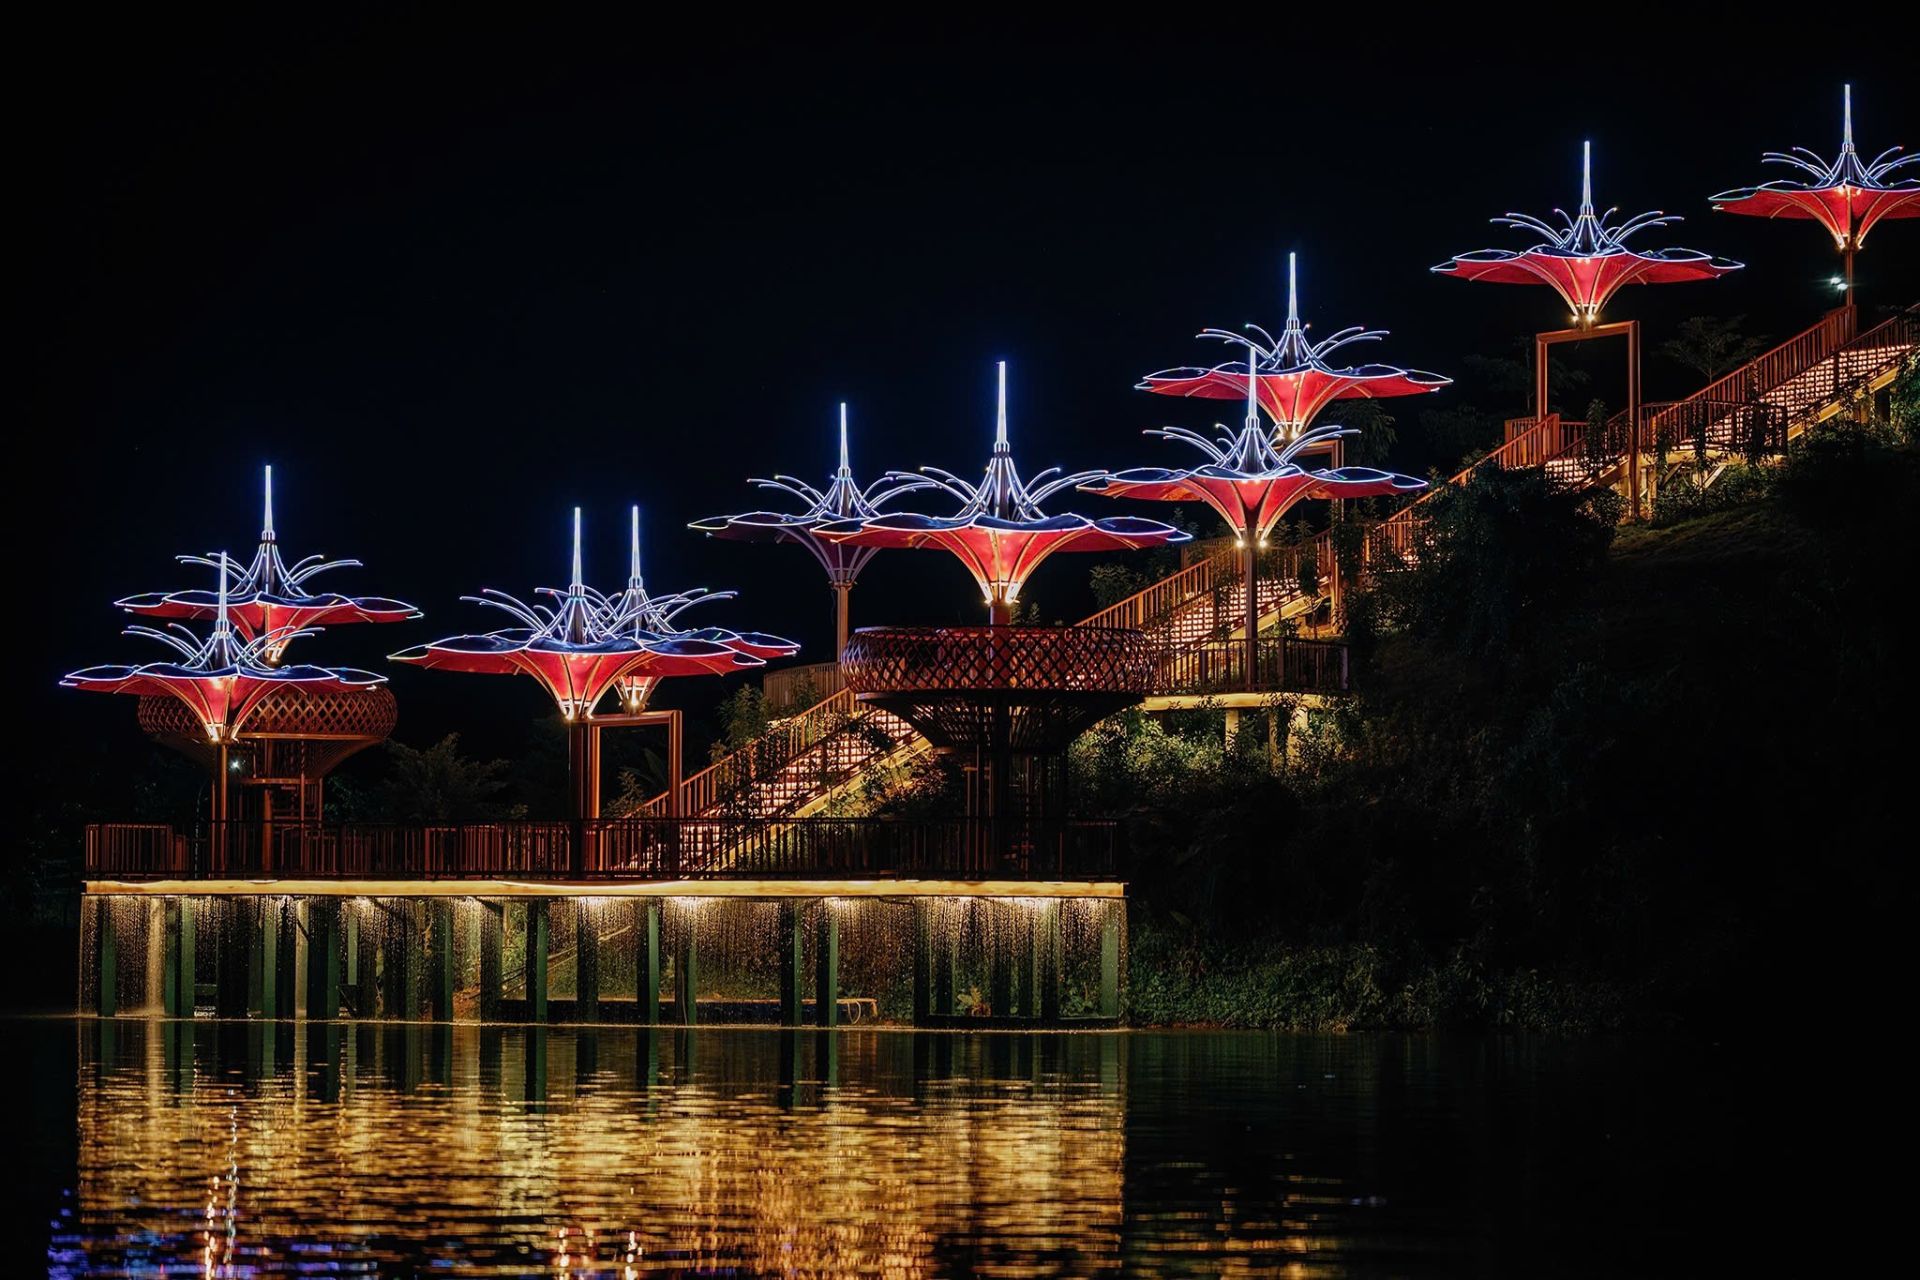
[78,882,1125,1029]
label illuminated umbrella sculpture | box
[600,505,799,713]
[1434,141,1742,328]
[692,403,935,659]
[1086,365,1428,686]
[392,509,761,825]
[64,553,386,821]
[1140,253,1450,441]
[117,465,420,660]
[1434,143,1742,516]
[819,361,1191,626]
[1711,84,1918,308]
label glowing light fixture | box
[65,553,385,742]
[1139,253,1448,439]
[1711,85,1917,305]
[598,506,798,710]
[116,466,419,661]
[391,509,757,721]
[818,362,1190,624]
[1434,142,1742,326]
[691,403,934,657]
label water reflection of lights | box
[67,1024,1127,1276]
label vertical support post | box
[813,906,839,1029]
[568,721,599,876]
[987,905,1012,1019]
[911,901,933,1026]
[274,903,297,1018]
[218,898,253,1019]
[1243,529,1258,692]
[255,901,278,1019]
[934,904,957,1018]
[575,899,599,1023]
[1626,318,1643,521]
[1038,902,1062,1024]
[526,900,550,1024]
[673,907,697,1026]
[343,906,359,1015]
[1098,902,1123,1020]
[478,901,503,1022]
[638,901,661,1025]
[173,897,197,1017]
[305,899,338,1021]
[428,901,455,1023]
[92,897,117,1018]
[832,581,852,663]
[1016,907,1038,1020]
[1534,332,1550,423]
[779,901,804,1026]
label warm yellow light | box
[85,877,1128,900]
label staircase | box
[634,304,1913,829]
[1372,304,1916,559]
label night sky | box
[24,15,1917,771]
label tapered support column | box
[1243,533,1258,692]
[574,900,599,1024]
[779,902,804,1026]
[526,901,550,1024]
[91,898,116,1018]
[813,908,839,1029]
[478,902,503,1022]
[636,902,661,1025]
[832,581,852,662]
[1099,904,1123,1020]
[428,901,455,1022]
[673,911,697,1026]
[305,900,339,1021]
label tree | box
[1379,465,1621,660]
[1582,398,1611,476]
[1337,400,1397,468]
[1660,315,1766,384]
[374,734,512,822]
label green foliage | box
[1659,314,1767,382]
[1650,462,1773,527]
[366,734,513,822]
[1089,563,1149,608]
[1416,403,1501,473]
[1337,400,1397,468]
[713,685,772,755]
[1889,350,1920,446]
[1582,397,1610,473]
[1378,465,1619,660]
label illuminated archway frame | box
[1436,143,1743,519]
[1711,84,1919,308]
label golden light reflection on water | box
[66,1024,1144,1277]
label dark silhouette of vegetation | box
[341,734,516,822]
[1660,314,1766,382]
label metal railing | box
[761,661,847,714]
[1150,636,1349,696]
[84,816,1120,882]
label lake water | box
[14,1019,1822,1275]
